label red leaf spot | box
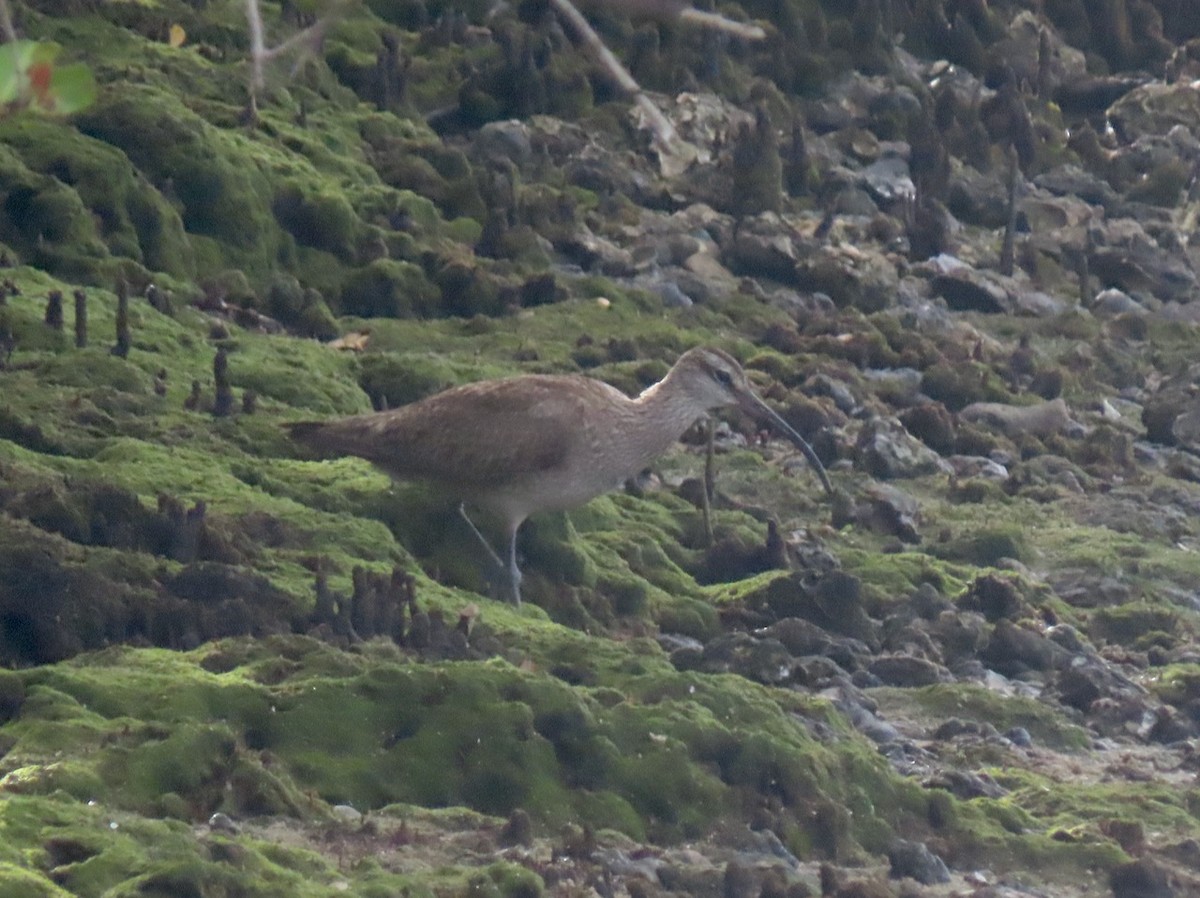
[27,60,54,108]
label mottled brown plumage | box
[286,347,831,604]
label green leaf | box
[0,40,39,106]
[49,62,95,114]
[0,39,94,115]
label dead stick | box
[548,0,678,152]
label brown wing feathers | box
[286,376,594,489]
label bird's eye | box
[714,369,734,386]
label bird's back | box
[287,373,632,495]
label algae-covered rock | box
[0,117,193,280]
[75,87,284,281]
[339,258,440,318]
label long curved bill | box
[736,390,835,498]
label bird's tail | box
[284,420,341,456]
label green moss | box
[0,143,109,280]
[1149,664,1200,705]
[838,547,970,601]
[35,350,153,394]
[76,87,284,280]
[357,351,461,408]
[339,259,440,319]
[0,117,193,279]
[272,181,360,260]
[921,361,1014,411]
[877,684,1091,751]
[0,863,73,898]
[1089,605,1180,647]
[365,135,485,222]
[932,526,1029,567]
[227,338,369,414]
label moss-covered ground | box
[2,0,1200,895]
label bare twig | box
[548,0,678,151]
[264,19,331,71]
[677,7,765,40]
[245,0,266,97]
[0,0,17,44]
[243,0,337,121]
[551,0,764,155]
[583,0,765,39]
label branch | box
[245,0,266,95]
[263,19,331,72]
[676,7,765,40]
[596,0,765,40]
[548,0,678,152]
[0,0,16,45]
[550,0,766,158]
[243,0,338,122]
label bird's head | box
[670,346,761,414]
[670,346,834,497]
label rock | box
[993,10,1086,91]
[1109,858,1175,898]
[924,768,1007,800]
[759,617,837,656]
[644,276,694,308]
[1171,405,1200,447]
[757,571,877,645]
[594,847,664,880]
[1013,290,1069,317]
[854,483,922,544]
[859,152,914,208]
[1142,363,1200,445]
[560,224,634,275]
[208,812,239,833]
[931,266,1012,314]
[855,416,952,479]
[837,697,901,744]
[794,243,901,313]
[946,455,1009,480]
[1093,287,1144,316]
[864,367,924,406]
[899,403,956,455]
[947,164,1009,227]
[727,214,799,283]
[682,251,739,296]
[959,398,1077,439]
[1109,82,1200,144]
[1054,75,1142,117]
[1005,726,1033,747]
[499,808,534,847]
[887,839,951,884]
[1089,217,1198,304]
[473,119,532,166]
[982,619,1070,676]
[959,574,1026,622]
[701,633,794,685]
[1033,164,1119,207]
[868,654,949,687]
[1054,666,1103,711]
[1010,454,1090,493]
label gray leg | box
[504,524,522,607]
[457,504,522,605]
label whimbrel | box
[286,347,832,604]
